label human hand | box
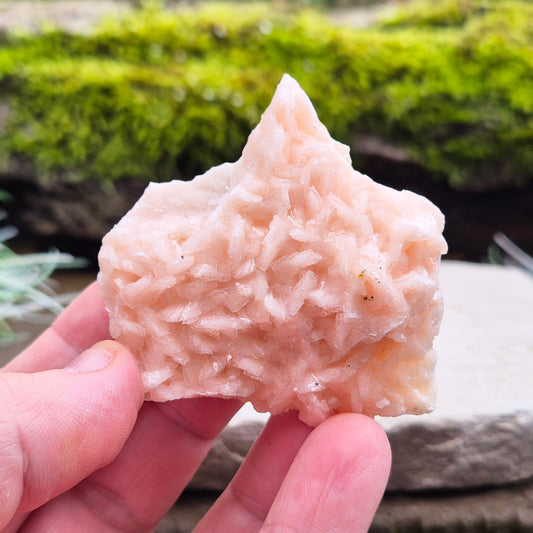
[1,283,391,532]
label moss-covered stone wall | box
[0,0,532,190]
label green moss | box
[0,0,532,189]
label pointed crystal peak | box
[241,74,350,168]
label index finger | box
[3,282,110,373]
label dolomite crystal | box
[98,74,447,426]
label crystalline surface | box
[98,75,447,426]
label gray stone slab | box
[0,1,131,34]
[158,478,533,533]
[189,261,533,492]
[370,477,533,533]
[380,261,533,490]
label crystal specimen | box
[98,75,447,426]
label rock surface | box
[0,1,131,34]
[189,260,533,491]
[382,260,533,490]
[370,477,533,533]
[158,477,533,533]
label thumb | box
[0,340,144,528]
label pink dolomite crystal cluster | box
[98,75,447,426]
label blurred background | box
[0,0,531,530]
[2,0,532,261]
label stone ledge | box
[371,478,533,533]
[157,478,533,533]
[381,261,533,490]
[0,1,131,34]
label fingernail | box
[68,345,114,372]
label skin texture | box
[0,282,391,532]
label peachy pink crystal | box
[98,74,447,426]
